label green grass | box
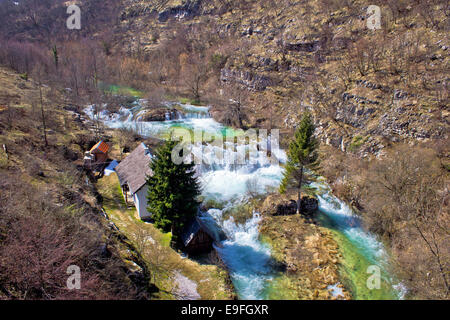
[96,174,234,300]
[348,135,367,152]
[99,82,144,98]
[178,97,202,106]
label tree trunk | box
[297,166,303,214]
[39,84,48,147]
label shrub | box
[348,135,366,152]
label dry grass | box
[260,214,350,300]
[96,173,234,300]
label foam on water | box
[204,210,274,300]
[84,99,405,300]
[176,104,209,113]
[85,101,282,299]
[84,103,223,138]
[199,165,283,202]
[312,181,406,298]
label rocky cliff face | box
[262,194,319,217]
[220,68,272,91]
[117,0,448,158]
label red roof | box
[90,141,109,154]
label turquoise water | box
[312,181,406,299]
[85,101,282,299]
[85,100,405,300]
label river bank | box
[260,213,351,300]
[314,183,407,300]
[257,182,406,300]
[96,172,235,299]
[83,96,405,300]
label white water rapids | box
[86,102,283,299]
[85,100,405,299]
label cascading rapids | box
[311,181,407,299]
[84,99,405,300]
[85,100,284,299]
[200,209,274,300]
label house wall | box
[94,152,108,164]
[133,185,151,219]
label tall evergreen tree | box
[280,112,319,214]
[146,140,200,248]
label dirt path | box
[173,271,201,300]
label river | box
[84,100,406,300]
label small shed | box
[181,217,217,255]
[90,140,110,164]
[84,140,110,170]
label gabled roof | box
[114,143,153,194]
[90,140,109,154]
[182,218,203,247]
[181,217,226,247]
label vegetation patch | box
[260,214,351,300]
[178,97,203,106]
[100,83,144,99]
[97,174,234,300]
[348,135,367,152]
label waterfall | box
[84,100,283,299]
[312,181,407,299]
[83,99,404,300]
[200,209,274,300]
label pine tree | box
[146,140,200,248]
[280,112,319,214]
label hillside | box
[0,67,233,299]
[0,66,159,299]
[114,0,449,158]
[1,0,447,156]
[0,0,448,300]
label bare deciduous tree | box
[363,145,449,299]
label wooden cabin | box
[181,217,216,255]
[114,143,153,220]
[84,140,110,170]
[90,140,109,164]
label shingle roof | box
[182,218,202,247]
[181,217,226,246]
[90,140,109,154]
[114,143,153,194]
